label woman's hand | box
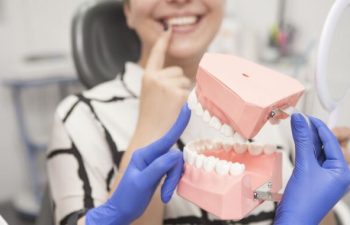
[136,27,192,142]
[85,105,191,225]
[274,114,350,225]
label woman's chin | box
[168,46,205,63]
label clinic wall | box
[0,0,31,202]
[234,0,350,125]
[0,0,84,201]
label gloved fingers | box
[161,150,184,203]
[310,117,347,164]
[291,113,318,167]
[142,150,183,189]
[310,119,326,165]
[137,104,191,165]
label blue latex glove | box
[86,104,191,225]
[274,114,350,225]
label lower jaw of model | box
[177,89,283,220]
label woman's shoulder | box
[83,77,133,100]
[55,77,136,121]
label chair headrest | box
[72,0,140,88]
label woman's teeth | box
[184,140,279,177]
[166,16,198,26]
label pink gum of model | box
[195,53,305,139]
[178,151,282,220]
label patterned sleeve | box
[47,95,119,225]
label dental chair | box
[35,1,140,224]
[72,0,140,88]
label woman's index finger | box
[146,28,172,73]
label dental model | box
[177,53,305,220]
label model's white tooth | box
[215,160,230,176]
[195,154,205,169]
[231,133,246,144]
[188,142,198,151]
[209,116,222,130]
[263,144,276,155]
[188,151,197,165]
[248,144,263,156]
[195,103,204,116]
[197,140,208,152]
[203,156,218,172]
[187,90,197,110]
[213,140,223,150]
[229,162,245,176]
[234,143,247,154]
[220,124,234,136]
[203,110,211,122]
[196,145,205,152]
[205,142,215,151]
[183,147,190,162]
[221,140,233,151]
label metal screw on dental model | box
[269,110,277,118]
[254,181,283,202]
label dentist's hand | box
[86,104,191,225]
[274,114,350,225]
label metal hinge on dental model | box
[269,109,290,120]
[253,181,283,202]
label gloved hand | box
[86,104,191,225]
[274,114,350,225]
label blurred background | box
[0,0,349,224]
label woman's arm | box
[108,28,191,225]
[48,96,117,225]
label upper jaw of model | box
[192,53,304,140]
[177,53,304,220]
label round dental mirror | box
[316,0,350,127]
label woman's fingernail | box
[163,23,169,31]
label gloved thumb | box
[291,113,317,168]
[137,103,191,165]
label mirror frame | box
[316,0,350,113]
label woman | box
[47,0,345,224]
